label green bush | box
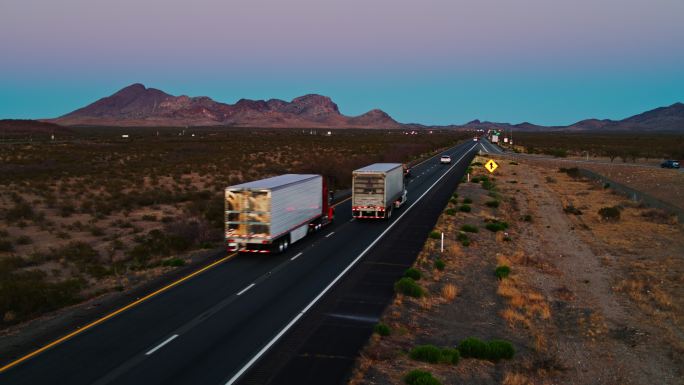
[462,197,473,204]
[409,345,442,363]
[559,167,580,178]
[481,180,495,190]
[394,277,425,298]
[598,206,621,221]
[459,205,471,213]
[485,200,500,208]
[434,259,445,271]
[374,322,391,336]
[162,257,185,267]
[404,267,422,281]
[404,370,442,385]
[452,193,458,198]
[449,198,458,204]
[487,339,515,360]
[457,232,470,246]
[444,208,456,215]
[485,221,508,232]
[458,337,515,361]
[470,176,480,183]
[428,231,441,239]
[460,224,478,233]
[495,265,511,279]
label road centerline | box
[237,283,256,296]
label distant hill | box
[45,84,683,132]
[455,103,684,132]
[50,84,402,129]
[0,119,72,135]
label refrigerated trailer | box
[352,163,407,219]
[225,174,334,253]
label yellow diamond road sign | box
[485,159,498,173]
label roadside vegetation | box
[0,128,469,329]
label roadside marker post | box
[467,173,470,182]
[440,232,444,253]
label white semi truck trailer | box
[352,163,407,219]
[225,174,334,253]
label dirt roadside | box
[348,156,683,385]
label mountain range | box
[49,84,402,129]
[33,83,684,131]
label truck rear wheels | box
[275,236,290,253]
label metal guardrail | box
[577,168,684,223]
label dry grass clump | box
[497,272,551,329]
[441,284,458,301]
[503,372,532,385]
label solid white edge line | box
[145,334,178,356]
[224,143,477,385]
[325,232,335,238]
[236,283,255,296]
[290,252,303,261]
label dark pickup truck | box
[660,160,680,169]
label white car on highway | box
[440,155,452,164]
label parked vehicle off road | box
[660,160,680,169]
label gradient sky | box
[1,0,683,125]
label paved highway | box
[0,140,478,385]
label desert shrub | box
[457,232,470,246]
[161,257,185,267]
[459,205,471,213]
[470,176,480,183]
[394,277,424,298]
[641,209,676,224]
[509,161,518,165]
[563,205,582,215]
[404,268,422,281]
[522,214,533,222]
[458,337,515,361]
[452,193,458,198]
[374,322,391,336]
[4,202,34,222]
[559,167,580,178]
[434,259,445,271]
[90,226,105,236]
[598,206,621,221]
[0,269,84,326]
[460,224,478,233]
[142,214,158,222]
[485,221,509,232]
[481,180,495,190]
[487,339,515,360]
[0,240,14,252]
[404,370,441,385]
[16,235,32,245]
[462,197,473,204]
[545,176,556,183]
[458,337,488,358]
[449,198,458,204]
[444,208,456,215]
[409,345,442,363]
[59,204,76,217]
[428,231,441,239]
[485,200,500,208]
[495,265,511,279]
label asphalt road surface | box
[0,140,478,385]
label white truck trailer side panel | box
[269,176,322,238]
[226,174,322,240]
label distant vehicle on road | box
[660,160,680,169]
[440,154,452,164]
[352,163,407,219]
[473,137,478,141]
[225,174,334,253]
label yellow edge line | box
[0,252,238,373]
[2,195,349,372]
